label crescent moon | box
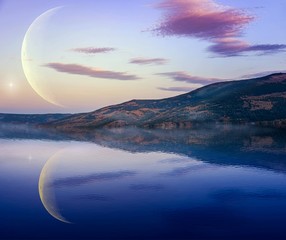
[38,150,72,224]
[21,7,64,107]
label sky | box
[0,0,285,113]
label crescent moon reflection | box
[38,150,72,224]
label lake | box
[1,125,286,239]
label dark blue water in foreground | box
[1,126,286,239]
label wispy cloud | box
[163,164,213,176]
[158,71,285,88]
[209,40,286,57]
[50,170,137,188]
[157,71,224,85]
[70,47,116,54]
[130,184,164,191]
[44,63,140,80]
[158,86,195,92]
[75,194,112,201]
[153,0,286,56]
[241,70,286,79]
[246,44,286,53]
[159,157,194,163]
[130,57,168,65]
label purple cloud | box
[154,0,253,40]
[246,44,286,52]
[44,63,140,80]
[70,47,116,54]
[153,0,286,56]
[158,86,195,92]
[241,70,286,79]
[130,57,168,65]
[207,39,248,56]
[157,71,224,85]
[209,40,286,56]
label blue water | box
[1,126,286,239]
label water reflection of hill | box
[1,124,286,173]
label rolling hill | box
[48,73,286,129]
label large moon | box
[20,3,177,111]
[21,7,64,107]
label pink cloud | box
[154,0,286,56]
[44,63,140,80]
[130,57,168,65]
[154,0,253,40]
[71,47,116,54]
[158,86,195,92]
[157,71,224,85]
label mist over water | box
[1,125,286,239]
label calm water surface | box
[1,126,286,239]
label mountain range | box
[1,73,286,129]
